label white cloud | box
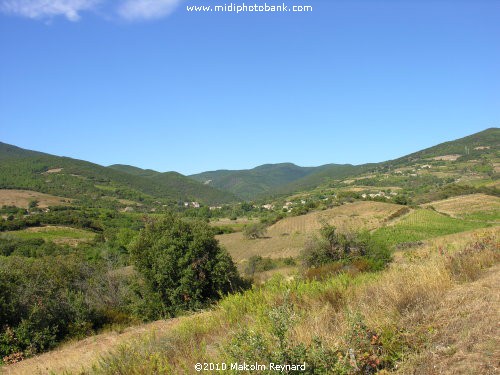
[0,0,183,21]
[0,0,101,21]
[118,0,182,21]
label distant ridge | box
[0,142,237,205]
[191,128,499,199]
[1,128,497,203]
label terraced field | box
[373,208,494,247]
[423,193,500,222]
[218,201,403,262]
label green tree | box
[243,222,268,239]
[130,214,243,317]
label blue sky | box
[1,0,499,174]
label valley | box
[0,128,498,374]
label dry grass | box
[219,201,402,262]
[0,189,71,209]
[424,194,500,219]
[397,265,500,374]
[432,154,462,161]
[3,227,498,375]
[1,320,180,375]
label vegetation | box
[0,128,498,372]
[0,254,128,363]
[129,214,246,318]
[301,223,391,272]
[0,142,235,206]
[243,222,268,239]
[372,208,493,247]
[88,230,499,375]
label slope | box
[0,142,236,205]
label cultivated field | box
[373,208,493,247]
[423,193,500,222]
[5,226,95,246]
[0,189,71,208]
[219,201,403,262]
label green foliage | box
[373,209,492,247]
[130,214,245,318]
[0,142,235,206]
[0,236,70,257]
[301,223,391,276]
[0,255,131,362]
[243,222,268,239]
[226,293,341,374]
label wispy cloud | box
[118,0,182,21]
[0,0,101,21]
[0,0,183,21]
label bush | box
[130,214,245,318]
[0,254,126,362]
[301,223,391,271]
[243,222,268,239]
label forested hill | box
[0,142,237,205]
[189,128,499,199]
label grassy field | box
[373,208,493,247]
[218,201,403,262]
[0,189,71,208]
[6,227,498,374]
[423,193,500,222]
[6,226,95,245]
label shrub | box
[301,223,391,273]
[130,214,245,318]
[243,222,268,239]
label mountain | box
[1,128,497,205]
[108,165,239,204]
[189,163,326,200]
[190,128,499,200]
[0,143,236,206]
[387,127,499,165]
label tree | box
[243,223,268,240]
[130,214,243,317]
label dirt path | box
[2,319,179,375]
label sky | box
[0,0,499,175]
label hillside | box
[189,128,499,200]
[189,163,327,200]
[389,127,499,165]
[5,228,498,374]
[0,143,236,206]
[108,164,239,204]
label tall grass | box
[92,229,499,374]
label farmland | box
[0,189,71,208]
[372,208,493,247]
[424,193,500,222]
[219,201,403,262]
[5,225,95,246]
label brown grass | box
[397,264,500,374]
[424,193,500,217]
[219,201,403,262]
[3,228,498,375]
[1,320,180,375]
[432,154,462,161]
[0,189,71,209]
